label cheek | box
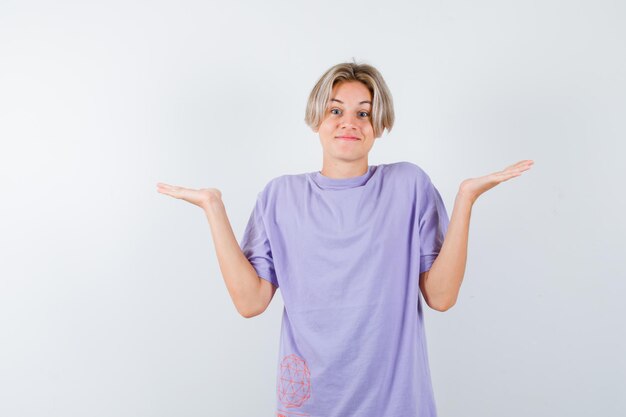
[320,120,334,133]
[361,120,374,132]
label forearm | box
[423,191,473,310]
[203,198,262,317]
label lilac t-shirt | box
[239,161,449,417]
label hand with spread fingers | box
[458,159,534,204]
[156,182,222,211]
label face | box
[314,80,377,167]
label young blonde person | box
[157,61,533,417]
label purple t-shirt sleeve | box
[418,175,450,273]
[239,192,279,288]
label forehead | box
[330,81,372,103]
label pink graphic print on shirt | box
[277,353,311,409]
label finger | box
[157,183,170,192]
[494,168,521,177]
[504,160,534,171]
[157,183,184,197]
[502,163,532,175]
[157,182,175,190]
[493,168,524,180]
[499,172,521,181]
[158,183,181,191]
[515,161,534,172]
[503,161,521,171]
[516,160,534,170]
[492,160,533,180]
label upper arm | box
[417,172,449,274]
[240,192,280,291]
[419,270,453,312]
[419,270,437,310]
[255,276,278,315]
[419,270,429,298]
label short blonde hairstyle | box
[305,61,395,138]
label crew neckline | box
[310,165,377,190]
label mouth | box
[336,136,360,141]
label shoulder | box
[267,172,308,189]
[379,161,431,183]
[256,172,307,200]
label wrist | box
[455,189,476,206]
[203,195,225,215]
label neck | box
[320,160,369,179]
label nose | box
[339,112,359,128]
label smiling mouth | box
[336,136,360,141]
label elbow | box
[431,298,456,312]
[239,310,257,319]
[238,306,262,319]
[235,279,266,319]
[433,303,454,312]
[238,300,266,318]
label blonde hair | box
[304,61,395,138]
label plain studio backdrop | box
[1,0,624,416]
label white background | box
[1,0,624,416]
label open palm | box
[156,182,222,210]
[459,160,534,204]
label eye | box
[359,111,370,118]
[330,108,341,115]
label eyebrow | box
[330,98,372,105]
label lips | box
[336,136,360,141]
